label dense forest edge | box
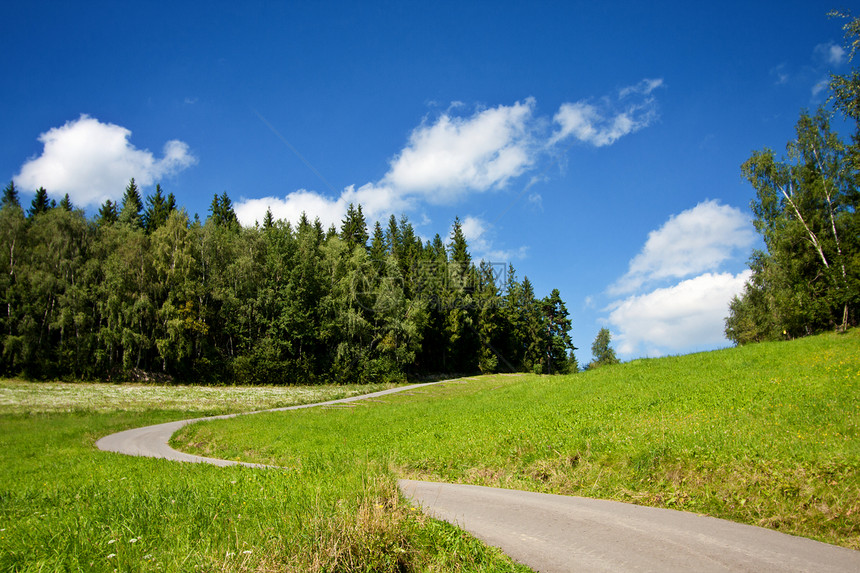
[0,190,577,383]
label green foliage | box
[2,181,21,210]
[118,178,144,228]
[27,187,51,218]
[208,191,239,229]
[142,184,175,233]
[97,199,118,226]
[0,193,573,382]
[589,327,619,368]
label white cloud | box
[235,82,663,227]
[551,78,663,147]
[382,99,536,201]
[618,78,664,98]
[610,200,755,295]
[608,271,752,357]
[234,190,347,229]
[458,215,527,262]
[14,114,196,206]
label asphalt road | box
[399,479,860,572]
[96,382,860,573]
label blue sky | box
[1,1,852,362]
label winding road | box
[97,382,860,573]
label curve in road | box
[97,382,860,573]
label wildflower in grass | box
[243,550,252,554]
[129,538,137,543]
[107,554,116,559]
[107,539,116,544]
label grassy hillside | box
[176,329,860,551]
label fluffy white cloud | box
[610,200,755,295]
[235,82,663,228]
[551,78,663,147]
[14,115,196,206]
[382,99,536,201]
[234,190,347,229]
[234,183,412,228]
[608,271,752,357]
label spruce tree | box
[340,203,368,250]
[143,184,174,233]
[59,194,73,212]
[97,200,118,226]
[118,178,143,228]
[27,187,51,218]
[2,181,21,210]
[369,221,387,262]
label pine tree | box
[27,187,51,218]
[208,191,239,229]
[542,288,575,374]
[143,184,174,233]
[2,181,21,210]
[340,203,368,250]
[97,200,118,226]
[263,207,275,230]
[118,178,143,228]
[369,221,387,262]
[59,194,73,212]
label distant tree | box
[340,203,368,251]
[542,288,575,374]
[143,184,175,233]
[27,187,51,218]
[208,191,239,229]
[263,207,275,230]
[118,178,143,228]
[368,221,387,262]
[589,327,619,368]
[97,200,118,226]
[59,194,73,212]
[2,182,21,210]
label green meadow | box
[1,330,858,571]
[175,329,860,552]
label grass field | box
[1,330,858,571]
[175,329,860,553]
[0,382,527,572]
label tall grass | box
[176,330,860,549]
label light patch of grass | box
[0,380,399,414]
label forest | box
[0,185,576,383]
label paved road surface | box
[399,479,860,572]
[97,382,860,572]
